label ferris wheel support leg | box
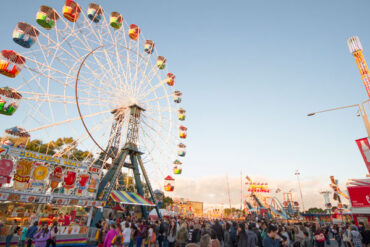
[96,150,129,200]
[137,156,162,219]
[130,153,148,219]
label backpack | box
[315,233,325,242]
[150,232,157,243]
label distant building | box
[172,197,204,217]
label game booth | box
[347,178,370,227]
[0,145,105,247]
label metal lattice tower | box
[94,107,125,169]
[93,104,161,225]
[125,105,144,147]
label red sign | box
[356,137,370,174]
[348,185,370,208]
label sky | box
[1,0,370,209]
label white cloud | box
[169,175,349,211]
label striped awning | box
[110,190,154,206]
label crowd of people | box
[95,216,370,247]
[2,216,370,247]
[2,220,59,247]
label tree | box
[162,196,173,209]
[305,207,326,214]
[224,207,241,216]
[25,137,93,161]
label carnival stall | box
[347,178,370,227]
[0,144,105,246]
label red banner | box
[356,137,370,174]
[348,185,370,208]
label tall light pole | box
[295,170,305,213]
[307,99,370,138]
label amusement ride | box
[244,176,296,220]
[0,1,187,220]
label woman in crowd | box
[167,221,177,247]
[104,223,118,247]
[33,223,50,247]
[177,223,189,247]
[46,221,58,247]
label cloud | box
[170,175,348,211]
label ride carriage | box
[0,50,26,78]
[144,40,155,54]
[177,143,186,157]
[36,5,60,29]
[1,126,30,148]
[178,108,186,121]
[179,126,187,139]
[129,24,140,40]
[63,0,81,23]
[0,87,22,116]
[166,73,175,86]
[87,3,103,23]
[174,91,182,103]
[157,56,166,70]
[173,160,182,175]
[13,22,40,48]
[164,176,175,192]
[173,165,182,175]
[110,12,123,29]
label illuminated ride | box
[245,176,288,219]
[330,176,349,209]
[348,36,370,99]
[0,1,187,220]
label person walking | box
[250,223,262,247]
[262,225,279,247]
[136,221,145,247]
[167,221,177,247]
[351,226,362,247]
[18,222,29,247]
[224,223,232,247]
[302,232,312,247]
[212,220,224,246]
[246,224,257,247]
[192,224,202,244]
[26,222,38,247]
[104,224,118,247]
[237,223,248,247]
[122,222,131,247]
[176,223,188,247]
[33,223,50,247]
[6,220,18,247]
[46,221,58,247]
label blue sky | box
[1,0,370,196]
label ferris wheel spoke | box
[55,19,119,90]
[101,15,129,93]
[49,27,115,86]
[140,121,177,155]
[141,93,175,104]
[27,108,115,132]
[75,14,124,90]
[142,114,174,138]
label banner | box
[0,145,102,199]
[356,137,370,174]
[348,185,370,208]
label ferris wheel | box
[0,1,187,189]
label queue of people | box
[95,217,370,247]
[2,220,59,247]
